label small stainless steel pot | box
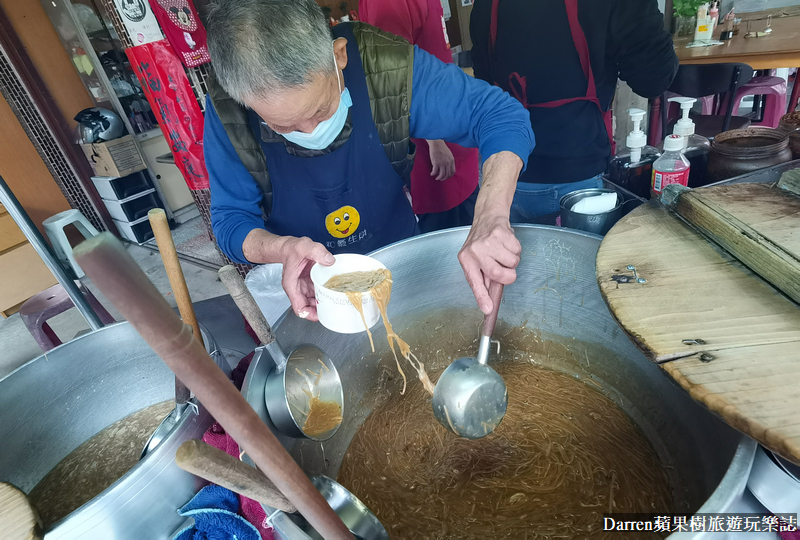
[560,188,624,236]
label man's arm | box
[204,97,269,264]
[408,47,534,165]
[204,97,333,320]
[609,0,678,98]
[469,0,494,83]
[409,47,534,313]
[242,229,333,320]
[458,151,522,313]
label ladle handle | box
[73,234,353,540]
[148,208,197,405]
[481,281,504,339]
[148,209,204,348]
[218,265,276,346]
[176,439,297,513]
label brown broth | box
[28,400,174,528]
[337,324,674,539]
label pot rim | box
[712,127,790,158]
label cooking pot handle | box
[219,265,277,346]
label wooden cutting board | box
[669,174,800,304]
[596,188,800,465]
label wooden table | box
[674,12,800,70]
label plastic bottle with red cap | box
[651,134,691,199]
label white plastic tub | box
[310,254,386,334]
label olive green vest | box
[207,23,414,219]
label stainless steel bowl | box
[304,476,388,540]
[560,188,624,235]
[266,476,388,540]
[265,345,344,441]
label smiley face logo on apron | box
[325,206,360,238]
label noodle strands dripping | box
[325,269,434,396]
[345,291,374,352]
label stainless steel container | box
[244,226,756,535]
[0,322,229,540]
[560,188,625,236]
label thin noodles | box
[325,269,434,396]
[337,325,674,539]
[345,291,375,353]
[303,396,343,438]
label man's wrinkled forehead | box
[251,71,335,126]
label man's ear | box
[333,37,348,71]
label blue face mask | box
[282,48,352,150]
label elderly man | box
[204,0,534,321]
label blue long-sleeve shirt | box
[205,46,535,263]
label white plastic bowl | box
[310,254,387,334]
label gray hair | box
[206,0,334,103]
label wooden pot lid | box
[596,188,800,466]
[0,482,42,540]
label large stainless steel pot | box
[0,322,229,540]
[244,226,756,535]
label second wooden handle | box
[176,439,297,513]
[218,265,276,346]
[148,208,204,347]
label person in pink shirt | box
[359,0,481,233]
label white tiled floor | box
[0,242,226,379]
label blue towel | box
[174,485,261,540]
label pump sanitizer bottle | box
[664,97,711,187]
[608,108,661,199]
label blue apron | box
[253,24,417,254]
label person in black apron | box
[204,0,536,321]
[470,0,677,224]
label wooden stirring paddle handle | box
[73,234,353,540]
[218,265,276,346]
[176,439,297,513]
[1,482,43,540]
[482,282,505,339]
[147,209,204,348]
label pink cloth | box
[359,0,480,215]
[202,423,274,540]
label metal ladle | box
[432,282,508,439]
[218,266,343,441]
